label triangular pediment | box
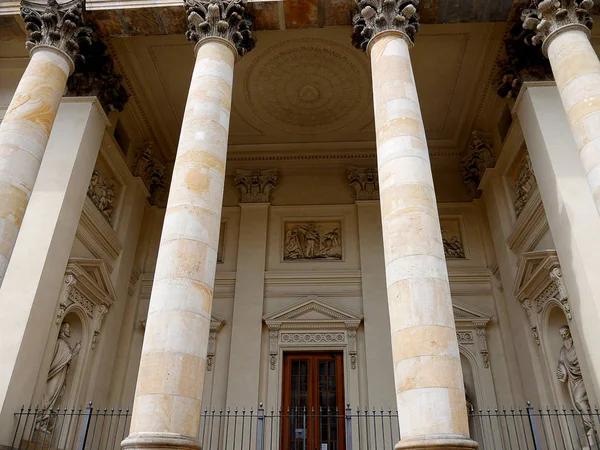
[67,258,117,305]
[263,296,363,327]
[452,299,491,323]
[513,250,559,299]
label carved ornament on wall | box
[440,217,467,259]
[234,169,278,203]
[207,314,226,371]
[87,169,116,224]
[514,152,538,218]
[283,221,342,261]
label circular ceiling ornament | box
[243,38,372,135]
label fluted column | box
[0,0,90,285]
[521,0,600,212]
[352,2,476,449]
[121,2,254,449]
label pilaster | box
[514,83,600,402]
[0,98,109,443]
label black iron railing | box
[10,403,600,450]
[11,403,130,450]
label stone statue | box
[36,322,82,432]
[556,326,594,437]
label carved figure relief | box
[133,142,167,207]
[347,167,379,200]
[87,169,116,224]
[514,153,537,218]
[234,169,278,203]
[440,218,466,259]
[283,221,342,261]
[461,131,495,197]
[36,322,82,432]
[556,326,594,437]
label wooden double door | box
[281,352,345,450]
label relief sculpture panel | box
[283,221,342,261]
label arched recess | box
[514,250,583,407]
[37,258,117,409]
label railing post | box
[345,404,353,450]
[256,403,264,450]
[76,402,93,450]
[526,401,543,450]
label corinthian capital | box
[184,0,255,57]
[352,0,420,51]
[522,0,593,53]
[20,0,92,67]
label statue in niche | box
[36,322,82,432]
[556,326,595,438]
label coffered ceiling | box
[111,22,505,162]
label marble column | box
[522,1,600,212]
[121,2,254,449]
[0,0,90,285]
[352,2,476,449]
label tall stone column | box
[121,2,254,449]
[0,0,91,285]
[521,1,600,212]
[352,2,476,449]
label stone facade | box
[1,1,600,449]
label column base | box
[395,435,478,450]
[121,433,202,450]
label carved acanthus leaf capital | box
[66,32,130,113]
[235,169,278,203]
[184,0,255,57]
[461,131,495,197]
[347,167,379,200]
[522,0,593,52]
[352,0,420,51]
[21,0,92,68]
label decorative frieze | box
[352,0,420,50]
[283,221,342,261]
[514,250,573,345]
[184,0,255,56]
[66,32,130,113]
[347,167,379,200]
[514,153,537,218]
[87,169,116,224]
[234,169,278,203]
[461,131,495,197]
[21,0,92,65]
[133,142,167,207]
[522,0,593,52]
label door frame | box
[281,351,346,450]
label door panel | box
[282,352,345,450]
